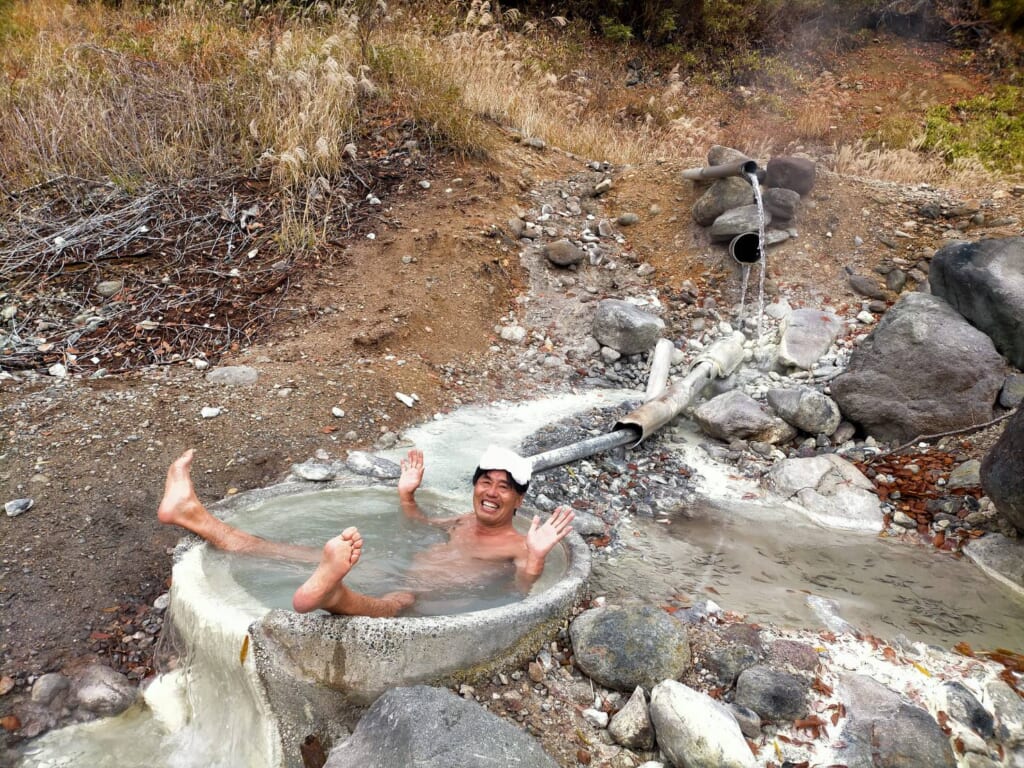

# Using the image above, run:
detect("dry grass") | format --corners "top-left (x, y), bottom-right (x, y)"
top-left (0, 0), bottom-right (1010, 250)
top-left (830, 139), bottom-right (992, 188)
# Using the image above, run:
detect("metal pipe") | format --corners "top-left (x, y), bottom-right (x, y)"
top-left (729, 232), bottom-right (763, 265)
top-left (614, 360), bottom-right (715, 443)
top-left (530, 427), bottom-right (640, 476)
top-left (644, 339), bottom-right (675, 402)
top-left (529, 332), bottom-right (747, 475)
top-left (681, 159), bottom-right (759, 182)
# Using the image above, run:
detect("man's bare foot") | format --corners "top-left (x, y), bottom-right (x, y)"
top-left (292, 528), bottom-right (411, 617)
top-left (157, 449), bottom-right (206, 529)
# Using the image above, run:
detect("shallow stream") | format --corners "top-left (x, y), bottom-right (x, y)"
top-left (595, 499), bottom-right (1024, 650)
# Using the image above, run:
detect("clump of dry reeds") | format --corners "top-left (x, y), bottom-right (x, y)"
top-left (0, 0), bottom-right (1002, 251)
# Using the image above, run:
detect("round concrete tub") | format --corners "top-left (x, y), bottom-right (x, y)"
top-left (168, 474), bottom-right (591, 768)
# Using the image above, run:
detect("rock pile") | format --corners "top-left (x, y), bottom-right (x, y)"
top-left (686, 145), bottom-right (816, 253)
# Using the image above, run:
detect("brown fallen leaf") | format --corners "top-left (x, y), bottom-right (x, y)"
top-left (953, 642), bottom-right (974, 657)
top-left (1, 715), bottom-right (20, 732)
top-left (0, 676), bottom-right (14, 696)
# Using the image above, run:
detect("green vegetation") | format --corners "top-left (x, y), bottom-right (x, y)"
top-left (372, 42), bottom-right (495, 160)
top-left (921, 86), bottom-right (1024, 172)
top-left (982, 0), bottom-right (1024, 31)
top-left (0, 0), bottom-right (25, 40)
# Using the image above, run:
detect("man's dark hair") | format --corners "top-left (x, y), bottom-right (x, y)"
top-left (472, 466), bottom-right (529, 496)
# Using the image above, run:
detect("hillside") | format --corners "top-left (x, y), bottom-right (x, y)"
top-left (1, 6), bottom-right (1023, 758)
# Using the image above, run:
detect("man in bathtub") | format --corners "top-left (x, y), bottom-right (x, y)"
top-left (157, 446), bottom-right (574, 617)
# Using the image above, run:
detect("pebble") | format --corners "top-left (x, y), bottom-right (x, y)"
top-left (200, 406), bottom-right (222, 419)
top-left (4, 498), bottom-right (34, 517)
top-left (582, 708), bottom-right (609, 728)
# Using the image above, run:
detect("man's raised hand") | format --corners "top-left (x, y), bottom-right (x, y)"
top-left (526, 505), bottom-right (576, 560)
top-left (398, 449), bottom-right (425, 501)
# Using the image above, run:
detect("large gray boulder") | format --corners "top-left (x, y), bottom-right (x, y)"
top-left (834, 673), bottom-right (956, 768)
top-left (766, 386), bottom-right (842, 436)
top-left (591, 299), bottom-right (665, 355)
top-left (767, 455), bottom-right (882, 531)
top-left (570, 604), bottom-right (691, 693)
top-left (762, 187), bottom-right (801, 221)
top-left (734, 665), bottom-right (809, 723)
top-left (324, 686), bottom-right (559, 768)
top-left (981, 405), bottom-right (1024, 532)
top-left (776, 308), bottom-right (842, 370)
top-left (709, 205), bottom-right (771, 242)
top-left (693, 176), bottom-right (754, 226)
top-left (830, 292), bottom-right (1005, 443)
top-left (74, 664), bottom-right (136, 716)
top-left (544, 238), bottom-right (585, 267)
top-left (764, 156), bottom-right (815, 196)
top-left (707, 145), bottom-right (752, 166)
top-left (693, 389), bottom-right (797, 445)
top-left (649, 680), bottom-right (756, 768)
top-left (929, 237), bottom-right (1024, 369)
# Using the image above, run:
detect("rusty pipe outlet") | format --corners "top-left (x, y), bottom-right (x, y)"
top-left (681, 159), bottom-right (759, 182)
top-left (529, 332), bottom-right (748, 479)
top-left (729, 232), bottom-right (763, 265)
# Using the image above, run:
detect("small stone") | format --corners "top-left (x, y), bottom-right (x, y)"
top-left (4, 498), bottom-right (33, 517)
top-left (582, 708), bottom-right (609, 728)
top-left (200, 406), bottom-right (222, 419)
top-left (292, 460), bottom-right (337, 482)
top-left (96, 280), bottom-right (123, 298)
top-left (395, 392), bottom-right (416, 408)
top-left (30, 673), bottom-right (69, 706)
top-left (332, 407), bottom-right (346, 418)
top-left (893, 510), bottom-right (916, 528)
top-left (500, 325), bottom-right (527, 343)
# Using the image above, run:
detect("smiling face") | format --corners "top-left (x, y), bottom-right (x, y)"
top-left (472, 469), bottom-right (525, 528)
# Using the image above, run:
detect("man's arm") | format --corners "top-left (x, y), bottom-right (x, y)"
top-left (397, 449), bottom-right (457, 526)
top-left (515, 506), bottom-right (575, 592)
top-left (397, 449), bottom-right (431, 521)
